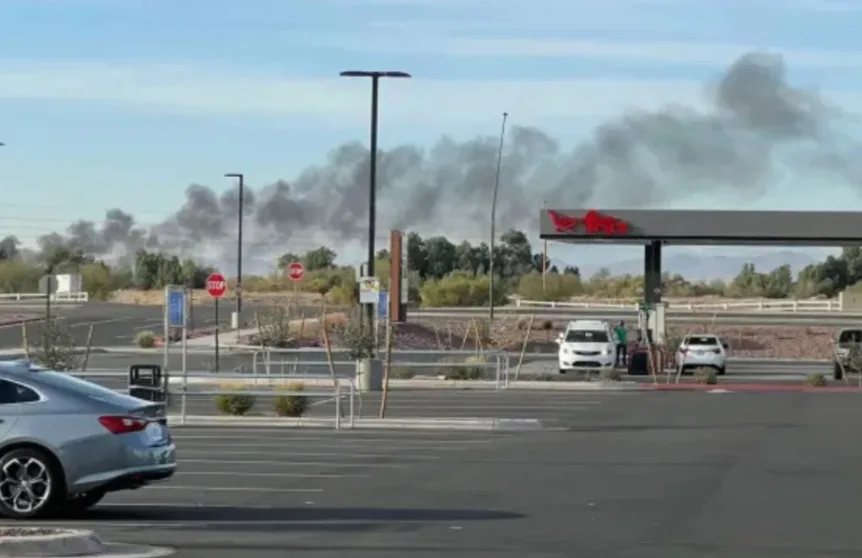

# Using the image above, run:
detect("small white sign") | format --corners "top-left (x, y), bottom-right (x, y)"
top-left (358, 276), bottom-right (380, 304)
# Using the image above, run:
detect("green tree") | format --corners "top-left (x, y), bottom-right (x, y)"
top-left (302, 247), bottom-right (337, 270)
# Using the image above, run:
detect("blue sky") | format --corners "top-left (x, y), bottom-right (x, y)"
top-left (2, 0), bottom-right (862, 273)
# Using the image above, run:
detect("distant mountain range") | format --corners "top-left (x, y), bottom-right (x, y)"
top-left (586, 250), bottom-right (826, 281)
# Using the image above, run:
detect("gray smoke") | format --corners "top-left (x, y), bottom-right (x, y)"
top-left (38, 52), bottom-right (853, 263)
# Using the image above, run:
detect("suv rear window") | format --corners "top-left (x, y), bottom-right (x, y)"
top-left (685, 336), bottom-right (719, 346)
top-left (565, 330), bottom-right (609, 343)
top-left (839, 330), bottom-right (862, 344)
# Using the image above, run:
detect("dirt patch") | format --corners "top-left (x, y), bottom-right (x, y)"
top-left (111, 289), bottom-right (325, 306)
top-left (238, 315), bottom-right (836, 360)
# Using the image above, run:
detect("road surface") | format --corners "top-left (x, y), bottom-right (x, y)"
top-left (10, 392), bottom-right (862, 557)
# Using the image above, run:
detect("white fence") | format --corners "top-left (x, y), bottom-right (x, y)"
top-left (515, 295), bottom-right (843, 312)
top-left (0, 292), bottom-right (89, 303)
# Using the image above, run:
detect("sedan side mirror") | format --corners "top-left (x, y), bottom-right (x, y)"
top-left (722, 343), bottom-right (729, 350)
top-left (556, 333), bottom-right (564, 344)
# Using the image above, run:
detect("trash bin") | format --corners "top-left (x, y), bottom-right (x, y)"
top-left (628, 348), bottom-right (650, 376)
top-left (128, 364), bottom-right (165, 403)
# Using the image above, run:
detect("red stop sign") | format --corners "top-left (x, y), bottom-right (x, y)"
top-left (286, 262), bottom-right (305, 281)
top-left (206, 272), bottom-right (227, 298)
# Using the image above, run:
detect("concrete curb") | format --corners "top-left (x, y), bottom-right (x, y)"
top-left (0, 348), bottom-right (111, 358)
top-left (167, 414), bottom-right (546, 431)
top-left (649, 383), bottom-right (862, 392)
top-left (0, 528), bottom-right (104, 557)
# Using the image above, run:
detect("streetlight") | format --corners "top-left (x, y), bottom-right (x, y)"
top-left (339, 70), bottom-right (412, 327)
top-left (224, 173), bottom-right (245, 321)
top-left (488, 112), bottom-right (509, 321)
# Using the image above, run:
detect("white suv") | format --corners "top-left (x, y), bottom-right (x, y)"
top-left (675, 334), bottom-right (728, 375)
top-left (557, 320), bottom-right (616, 373)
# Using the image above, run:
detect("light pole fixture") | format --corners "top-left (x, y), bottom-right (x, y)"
top-left (339, 69), bottom-right (412, 328)
top-left (488, 112), bottom-right (509, 321)
top-left (224, 173), bottom-right (245, 318)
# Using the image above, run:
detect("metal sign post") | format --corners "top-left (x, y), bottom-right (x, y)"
top-left (39, 275), bottom-right (55, 323)
top-left (164, 285), bottom-right (187, 424)
top-left (376, 291), bottom-right (388, 348)
top-left (206, 272), bottom-right (228, 373)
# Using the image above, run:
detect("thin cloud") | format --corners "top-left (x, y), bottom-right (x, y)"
top-left (0, 59), bottom-right (710, 123)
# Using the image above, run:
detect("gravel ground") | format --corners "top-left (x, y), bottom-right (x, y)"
top-left (243, 317), bottom-right (838, 360)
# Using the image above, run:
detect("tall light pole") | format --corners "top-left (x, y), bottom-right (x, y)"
top-left (339, 70), bottom-right (411, 328)
top-left (224, 173), bottom-right (245, 320)
top-left (488, 112), bottom-right (509, 321)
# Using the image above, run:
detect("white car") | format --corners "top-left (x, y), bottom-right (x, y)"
top-left (675, 334), bottom-right (728, 375)
top-left (557, 320), bottom-right (616, 373)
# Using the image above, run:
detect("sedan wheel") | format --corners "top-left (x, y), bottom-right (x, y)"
top-left (0, 449), bottom-right (60, 519)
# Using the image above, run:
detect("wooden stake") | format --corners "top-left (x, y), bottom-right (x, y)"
top-left (81, 325), bottom-right (94, 371)
top-left (21, 322), bottom-right (30, 361)
top-left (319, 297), bottom-right (341, 416)
top-left (514, 314), bottom-right (535, 380)
top-left (379, 321), bottom-right (395, 419)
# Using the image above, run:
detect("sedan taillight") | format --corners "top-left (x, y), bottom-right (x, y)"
top-left (99, 416), bottom-right (148, 435)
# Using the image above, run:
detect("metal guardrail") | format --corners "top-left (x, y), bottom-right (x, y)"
top-left (250, 348), bottom-right (512, 390)
top-left (514, 297), bottom-right (842, 312)
top-left (120, 370), bottom-right (355, 430)
top-left (0, 292), bottom-right (89, 303)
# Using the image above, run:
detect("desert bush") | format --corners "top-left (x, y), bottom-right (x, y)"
top-left (442, 355), bottom-right (489, 380)
top-left (516, 272), bottom-right (584, 301)
top-left (388, 366), bottom-right (416, 379)
top-left (255, 303), bottom-right (298, 348)
top-left (30, 318), bottom-right (80, 371)
top-left (273, 382), bottom-right (310, 417)
top-left (693, 367), bottom-right (718, 385)
top-left (215, 384), bottom-right (256, 415)
top-left (805, 373), bottom-right (828, 387)
top-left (135, 330), bottom-right (156, 348)
top-left (419, 272), bottom-right (509, 307)
top-left (600, 368), bottom-right (622, 382)
top-left (330, 307), bottom-right (378, 359)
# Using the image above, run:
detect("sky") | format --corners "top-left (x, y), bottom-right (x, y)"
top-left (2, 0), bottom-right (862, 275)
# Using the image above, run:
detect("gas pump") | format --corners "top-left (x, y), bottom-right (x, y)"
top-left (636, 302), bottom-right (667, 346)
top-left (629, 301), bottom-right (668, 375)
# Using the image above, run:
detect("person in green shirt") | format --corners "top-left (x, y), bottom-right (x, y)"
top-left (614, 321), bottom-right (628, 367)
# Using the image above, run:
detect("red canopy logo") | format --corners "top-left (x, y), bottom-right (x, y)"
top-left (547, 210), bottom-right (629, 235)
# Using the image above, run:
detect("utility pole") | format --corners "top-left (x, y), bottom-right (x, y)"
top-left (488, 112), bottom-right (509, 321)
top-left (224, 173), bottom-right (245, 321)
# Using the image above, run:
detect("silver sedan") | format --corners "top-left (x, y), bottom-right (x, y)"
top-left (0, 361), bottom-right (176, 519)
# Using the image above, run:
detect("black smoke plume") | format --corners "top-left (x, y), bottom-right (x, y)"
top-left (36, 52), bottom-right (853, 264)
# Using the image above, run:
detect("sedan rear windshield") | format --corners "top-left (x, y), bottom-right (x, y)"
top-left (31, 371), bottom-right (133, 405)
top-left (839, 330), bottom-right (862, 344)
top-left (565, 330), bottom-right (609, 343)
top-left (685, 336), bottom-right (719, 346)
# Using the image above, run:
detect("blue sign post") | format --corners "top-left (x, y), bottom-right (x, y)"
top-left (168, 289), bottom-right (185, 327)
top-left (377, 291), bottom-right (388, 320)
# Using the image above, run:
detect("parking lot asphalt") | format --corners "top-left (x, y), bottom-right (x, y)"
top-left (0, 301), bottom-right (276, 349)
top-left (9, 392), bottom-right (862, 558)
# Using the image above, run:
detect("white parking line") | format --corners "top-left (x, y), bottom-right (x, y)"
top-left (147, 486), bottom-right (322, 493)
top-left (184, 451), bottom-right (442, 461)
top-left (173, 471), bottom-right (362, 478)
top-left (172, 436), bottom-right (494, 446)
top-left (178, 443), bottom-right (484, 453)
top-left (178, 456), bottom-right (409, 468)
